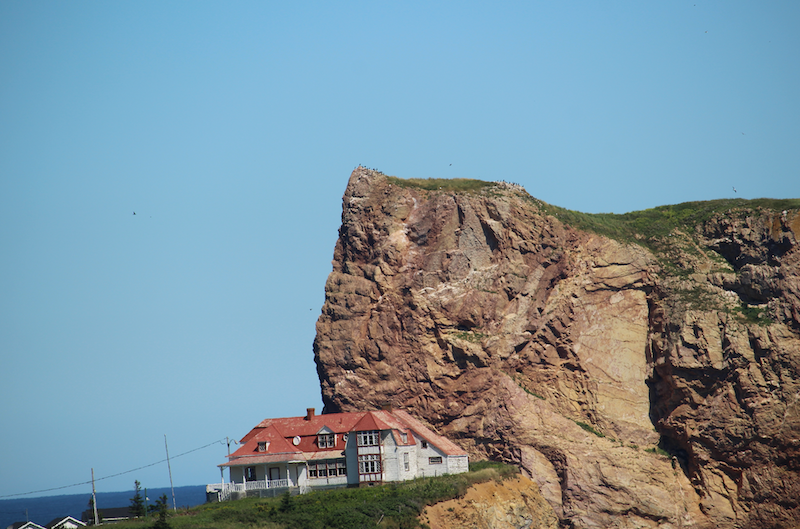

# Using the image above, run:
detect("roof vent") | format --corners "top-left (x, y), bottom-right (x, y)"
top-left (306, 408), bottom-right (315, 420)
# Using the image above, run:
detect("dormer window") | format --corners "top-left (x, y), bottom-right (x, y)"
top-left (400, 432), bottom-right (408, 443)
top-left (257, 442), bottom-right (269, 452)
top-left (318, 433), bottom-right (335, 448)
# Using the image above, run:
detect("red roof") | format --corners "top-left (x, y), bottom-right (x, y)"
top-left (222, 408), bottom-right (466, 467)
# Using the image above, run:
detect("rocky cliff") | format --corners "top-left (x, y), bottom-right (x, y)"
top-left (313, 167), bottom-right (800, 529)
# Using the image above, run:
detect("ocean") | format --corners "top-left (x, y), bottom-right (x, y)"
top-left (0, 485), bottom-right (207, 529)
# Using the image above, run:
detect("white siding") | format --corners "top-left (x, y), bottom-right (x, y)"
top-left (381, 431), bottom-right (401, 482)
top-left (415, 441), bottom-right (448, 478)
top-left (446, 454), bottom-right (469, 474)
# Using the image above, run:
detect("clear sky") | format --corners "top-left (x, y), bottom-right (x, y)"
top-left (1, 1), bottom-right (798, 499)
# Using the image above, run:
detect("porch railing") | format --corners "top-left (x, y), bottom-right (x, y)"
top-left (211, 479), bottom-right (290, 501)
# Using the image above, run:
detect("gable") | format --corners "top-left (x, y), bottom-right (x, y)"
top-left (391, 409), bottom-right (467, 456)
top-left (350, 411), bottom-right (387, 432)
top-left (46, 517), bottom-right (85, 529)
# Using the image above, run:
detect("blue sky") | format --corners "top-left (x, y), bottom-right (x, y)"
top-left (1, 1), bottom-right (798, 499)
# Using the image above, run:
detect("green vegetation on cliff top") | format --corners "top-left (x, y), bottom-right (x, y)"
top-left (111, 461), bottom-right (517, 529)
top-left (386, 176), bottom-right (494, 193)
top-left (386, 174), bottom-right (799, 244)
top-left (538, 197), bottom-right (800, 244)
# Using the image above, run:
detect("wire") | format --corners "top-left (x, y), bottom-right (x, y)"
top-left (0, 438), bottom-right (227, 499)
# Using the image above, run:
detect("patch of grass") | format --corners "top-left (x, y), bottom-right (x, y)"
top-left (111, 463), bottom-right (517, 529)
top-left (386, 176), bottom-right (495, 194)
top-left (645, 447), bottom-right (671, 458)
top-left (507, 372), bottom-right (545, 400)
top-left (675, 286), bottom-right (723, 311)
top-left (468, 460), bottom-right (518, 478)
top-left (453, 331), bottom-right (487, 343)
top-left (523, 388), bottom-right (546, 400)
top-left (573, 420), bottom-right (605, 438)
top-left (733, 303), bottom-right (773, 326)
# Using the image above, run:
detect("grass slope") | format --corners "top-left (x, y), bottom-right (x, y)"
top-left (111, 462), bottom-right (517, 529)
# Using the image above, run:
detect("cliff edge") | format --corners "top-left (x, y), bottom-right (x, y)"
top-left (314, 167), bottom-right (800, 528)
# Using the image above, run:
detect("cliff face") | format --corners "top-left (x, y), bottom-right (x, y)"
top-left (314, 168), bottom-right (800, 529)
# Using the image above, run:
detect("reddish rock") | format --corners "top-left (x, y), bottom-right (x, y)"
top-left (314, 168), bottom-right (800, 529)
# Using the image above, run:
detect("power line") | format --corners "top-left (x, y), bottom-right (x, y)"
top-left (0, 438), bottom-right (227, 499)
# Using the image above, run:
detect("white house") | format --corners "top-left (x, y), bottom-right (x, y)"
top-left (208, 407), bottom-right (468, 500)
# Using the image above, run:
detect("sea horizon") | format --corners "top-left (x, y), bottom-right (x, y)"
top-left (0, 485), bottom-right (207, 529)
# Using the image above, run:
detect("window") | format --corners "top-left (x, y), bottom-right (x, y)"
top-left (400, 432), bottom-right (408, 443)
top-left (357, 430), bottom-right (380, 446)
top-left (245, 466), bottom-right (256, 481)
top-left (429, 456), bottom-right (443, 465)
top-left (318, 433), bottom-right (335, 448)
top-left (421, 441), bottom-right (428, 449)
top-left (309, 459), bottom-right (346, 478)
top-left (257, 442), bottom-right (268, 452)
top-left (403, 453), bottom-right (410, 472)
top-left (358, 454), bottom-right (381, 474)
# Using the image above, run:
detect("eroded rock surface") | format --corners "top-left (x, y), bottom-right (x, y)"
top-left (314, 168), bottom-right (800, 529)
top-left (422, 475), bottom-right (559, 529)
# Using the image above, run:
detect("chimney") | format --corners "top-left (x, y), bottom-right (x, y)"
top-left (306, 408), bottom-right (315, 421)
top-left (381, 403), bottom-right (393, 412)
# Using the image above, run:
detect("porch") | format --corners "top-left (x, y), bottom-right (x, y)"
top-left (208, 479), bottom-right (292, 501)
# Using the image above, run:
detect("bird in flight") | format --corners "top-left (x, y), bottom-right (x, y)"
top-left (733, 187), bottom-right (737, 193)
top-left (133, 212), bottom-right (136, 215)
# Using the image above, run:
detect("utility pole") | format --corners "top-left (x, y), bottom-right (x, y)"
top-left (223, 436), bottom-right (237, 485)
top-left (91, 468), bottom-right (99, 526)
top-left (164, 435), bottom-right (176, 512)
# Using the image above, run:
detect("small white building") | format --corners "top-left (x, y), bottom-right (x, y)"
top-left (209, 407), bottom-right (468, 500)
